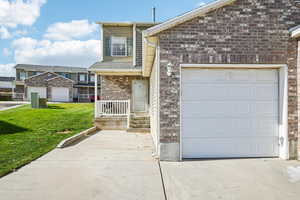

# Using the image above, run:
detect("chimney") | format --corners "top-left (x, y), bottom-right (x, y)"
top-left (152, 7), bottom-right (156, 23)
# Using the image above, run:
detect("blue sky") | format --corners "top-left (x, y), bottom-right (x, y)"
top-left (0, 0), bottom-right (211, 76)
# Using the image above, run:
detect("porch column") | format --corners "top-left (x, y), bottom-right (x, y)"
top-left (94, 73), bottom-right (98, 118)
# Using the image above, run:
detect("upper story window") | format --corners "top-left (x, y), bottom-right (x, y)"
top-left (90, 75), bottom-right (95, 82)
top-left (79, 74), bottom-right (86, 82)
top-left (111, 36), bottom-right (127, 56)
top-left (20, 72), bottom-right (26, 80)
top-left (60, 73), bottom-right (70, 79)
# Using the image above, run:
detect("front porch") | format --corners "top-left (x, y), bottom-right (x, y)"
top-left (93, 74), bottom-right (150, 131)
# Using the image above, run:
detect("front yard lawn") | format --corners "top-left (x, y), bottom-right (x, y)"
top-left (0, 103), bottom-right (94, 177)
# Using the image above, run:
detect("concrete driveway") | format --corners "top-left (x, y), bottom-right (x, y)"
top-left (0, 131), bottom-right (165, 200)
top-left (161, 158), bottom-right (300, 200)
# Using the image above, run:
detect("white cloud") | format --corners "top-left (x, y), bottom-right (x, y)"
top-left (0, 63), bottom-right (15, 77)
top-left (0, 26), bottom-right (11, 39)
top-left (12, 37), bottom-right (100, 67)
top-left (3, 48), bottom-right (11, 56)
top-left (44, 20), bottom-right (98, 41)
top-left (0, 0), bottom-right (46, 28)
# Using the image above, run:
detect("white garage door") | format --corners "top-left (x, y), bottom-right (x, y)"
top-left (51, 87), bottom-right (69, 102)
top-left (27, 87), bottom-right (47, 100)
top-left (182, 69), bottom-right (279, 158)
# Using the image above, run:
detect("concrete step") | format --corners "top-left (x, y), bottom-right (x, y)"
top-left (126, 128), bottom-right (150, 133)
top-left (130, 116), bottom-right (150, 121)
top-left (130, 124), bottom-right (150, 128)
top-left (130, 120), bottom-right (150, 125)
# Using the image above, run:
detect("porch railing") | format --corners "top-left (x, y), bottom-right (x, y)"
top-left (96, 100), bottom-right (131, 128)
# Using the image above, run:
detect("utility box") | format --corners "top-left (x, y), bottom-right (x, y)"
top-left (31, 92), bottom-right (39, 108)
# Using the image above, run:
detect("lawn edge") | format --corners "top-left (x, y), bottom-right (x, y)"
top-left (57, 126), bottom-right (99, 148)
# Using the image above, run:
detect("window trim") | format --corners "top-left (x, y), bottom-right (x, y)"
top-left (110, 36), bottom-right (127, 57)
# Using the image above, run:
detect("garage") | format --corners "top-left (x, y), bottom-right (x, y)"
top-left (27, 87), bottom-right (47, 100)
top-left (51, 87), bottom-right (69, 102)
top-left (181, 68), bottom-right (279, 158)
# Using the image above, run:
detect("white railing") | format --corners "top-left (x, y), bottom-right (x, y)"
top-left (96, 100), bottom-right (131, 128)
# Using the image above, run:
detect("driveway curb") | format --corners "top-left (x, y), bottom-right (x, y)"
top-left (57, 126), bottom-right (98, 148)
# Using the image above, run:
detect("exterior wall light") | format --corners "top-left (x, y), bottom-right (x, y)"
top-left (167, 62), bottom-right (173, 76)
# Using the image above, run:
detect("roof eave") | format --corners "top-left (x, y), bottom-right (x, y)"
top-left (89, 68), bottom-right (142, 76)
top-left (142, 36), bottom-right (158, 77)
top-left (144, 0), bottom-right (236, 37)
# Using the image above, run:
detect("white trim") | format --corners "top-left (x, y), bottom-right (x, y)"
top-left (144, 0), bottom-right (236, 37)
top-left (156, 45), bottom-right (161, 156)
top-left (89, 68), bottom-right (142, 75)
top-left (46, 74), bottom-right (74, 83)
top-left (24, 71), bottom-right (51, 80)
top-left (25, 71), bottom-right (74, 83)
top-left (100, 24), bottom-right (104, 62)
top-left (94, 74), bottom-right (98, 118)
top-left (181, 64), bottom-right (286, 69)
top-left (133, 24), bottom-right (136, 66)
top-left (179, 64), bottom-right (288, 160)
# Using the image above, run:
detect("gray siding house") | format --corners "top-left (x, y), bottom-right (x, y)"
top-left (90, 0), bottom-right (300, 161)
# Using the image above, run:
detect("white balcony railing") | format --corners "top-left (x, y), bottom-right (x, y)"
top-left (96, 100), bottom-right (131, 128)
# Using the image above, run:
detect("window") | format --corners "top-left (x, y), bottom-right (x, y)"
top-left (90, 75), bottom-right (95, 82)
top-left (60, 73), bottom-right (70, 79)
top-left (111, 36), bottom-right (127, 56)
top-left (79, 74), bottom-right (86, 82)
top-left (20, 72), bottom-right (26, 80)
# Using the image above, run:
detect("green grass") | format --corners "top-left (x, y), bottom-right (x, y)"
top-left (0, 103), bottom-right (94, 177)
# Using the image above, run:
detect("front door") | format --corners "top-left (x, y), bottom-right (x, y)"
top-left (132, 80), bottom-right (148, 112)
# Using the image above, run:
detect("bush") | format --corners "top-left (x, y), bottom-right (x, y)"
top-left (39, 98), bottom-right (47, 108)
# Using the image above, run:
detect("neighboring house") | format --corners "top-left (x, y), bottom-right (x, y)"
top-left (24, 72), bottom-right (74, 102)
top-left (0, 77), bottom-right (15, 100)
top-left (90, 0), bottom-right (300, 161)
top-left (15, 64), bottom-right (100, 102)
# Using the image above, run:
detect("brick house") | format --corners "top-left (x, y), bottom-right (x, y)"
top-left (15, 64), bottom-right (100, 102)
top-left (24, 72), bottom-right (74, 102)
top-left (90, 0), bottom-right (300, 161)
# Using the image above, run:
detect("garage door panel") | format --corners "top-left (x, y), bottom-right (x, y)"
top-left (254, 85), bottom-right (278, 100)
top-left (183, 101), bottom-right (277, 118)
top-left (181, 69), bottom-right (279, 158)
top-left (182, 70), bottom-right (227, 83)
top-left (183, 138), bottom-right (278, 158)
top-left (52, 87), bottom-right (69, 102)
top-left (183, 84), bottom-right (277, 101)
top-left (182, 118), bottom-right (277, 138)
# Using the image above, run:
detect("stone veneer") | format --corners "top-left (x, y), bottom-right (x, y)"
top-left (156, 0), bottom-right (300, 160)
top-left (100, 75), bottom-right (147, 100)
